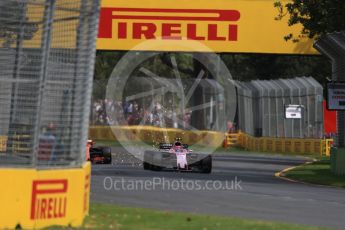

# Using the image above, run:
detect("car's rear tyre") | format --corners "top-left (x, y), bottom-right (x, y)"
top-left (143, 151), bottom-right (153, 170)
top-left (151, 165), bottom-right (162, 171)
top-left (144, 151), bottom-right (163, 171)
top-left (143, 162), bottom-right (151, 170)
top-left (105, 157), bottom-right (112, 164)
top-left (101, 147), bottom-right (112, 164)
top-left (201, 155), bottom-right (212, 174)
top-left (102, 147), bottom-right (111, 154)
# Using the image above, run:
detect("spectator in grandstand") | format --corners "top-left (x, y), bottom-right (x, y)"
top-left (38, 123), bottom-right (56, 161)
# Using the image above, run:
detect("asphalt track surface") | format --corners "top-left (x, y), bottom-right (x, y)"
top-left (91, 147), bottom-right (345, 230)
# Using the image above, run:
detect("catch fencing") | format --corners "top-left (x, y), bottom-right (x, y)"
top-left (236, 77), bottom-right (324, 139)
top-left (0, 0), bottom-right (100, 167)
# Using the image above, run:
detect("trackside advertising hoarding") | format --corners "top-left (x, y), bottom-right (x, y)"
top-left (284, 105), bottom-right (303, 119)
top-left (327, 82), bottom-right (345, 110)
top-left (0, 162), bottom-right (91, 229)
top-left (97, 0), bottom-right (317, 54)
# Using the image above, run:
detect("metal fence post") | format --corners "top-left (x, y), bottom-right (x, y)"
top-left (32, 0), bottom-right (56, 167)
top-left (314, 32), bottom-right (345, 175)
top-left (314, 32), bottom-right (345, 147)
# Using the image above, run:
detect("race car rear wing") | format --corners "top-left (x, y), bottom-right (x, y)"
top-left (159, 143), bottom-right (189, 150)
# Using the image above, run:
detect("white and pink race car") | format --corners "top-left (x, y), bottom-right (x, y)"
top-left (143, 139), bottom-right (212, 173)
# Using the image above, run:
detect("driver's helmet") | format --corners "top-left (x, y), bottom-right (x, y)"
top-left (174, 141), bottom-right (182, 147)
top-left (174, 137), bottom-right (182, 149)
top-left (87, 139), bottom-right (95, 146)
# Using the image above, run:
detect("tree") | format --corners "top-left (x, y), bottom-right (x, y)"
top-left (274, 0), bottom-right (345, 42)
top-left (93, 51), bottom-right (195, 99)
top-left (221, 53), bottom-right (331, 83)
top-left (93, 51), bottom-right (125, 99)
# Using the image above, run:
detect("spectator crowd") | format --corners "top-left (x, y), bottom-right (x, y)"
top-left (91, 99), bottom-right (192, 129)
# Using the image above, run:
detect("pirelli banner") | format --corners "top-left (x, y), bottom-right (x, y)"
top-left (97, 0), bottom-right (317, 54)
top-left (0, 162), bottom-right (91, 229)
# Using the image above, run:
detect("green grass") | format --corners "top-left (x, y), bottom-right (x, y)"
top-left (45, 203), bottom-right (330, 230)
top-left (218, 146), bottom-right (323, 159)
top-left (283, 159), bottom-right (345, 188)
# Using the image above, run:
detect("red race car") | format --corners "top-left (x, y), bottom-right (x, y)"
top-left (86, 140), bottom-right (112, 164)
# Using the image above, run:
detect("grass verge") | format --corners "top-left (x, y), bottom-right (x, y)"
top-left (218, 146), bottom-right (321, 159)
top-left (282, 159), bottom-right (345, 188)
top-left (45, 203), bottom-right (330, 230)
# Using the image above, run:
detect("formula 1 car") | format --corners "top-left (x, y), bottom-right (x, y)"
top-left (143, 139), bottom-right (212, 173)
top-left (87, 140), bottom-right (112, 164)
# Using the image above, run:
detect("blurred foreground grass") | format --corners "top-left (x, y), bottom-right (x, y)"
top-left (45, 203), bottom-right (330, 230)
top-left (283, 159), bottom-right (345, 188)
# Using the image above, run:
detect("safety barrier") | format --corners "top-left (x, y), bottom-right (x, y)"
top-left (237, 132), bottom-right (332, 156)
top-left (224, 133), bottom-right (239, 148)
top-left (0, 135), bottom-right (31, 153)
top-left (321, 139), bottom-right (333, 157)
top-left (0, 162), bottom-right (91, 229)
top-left (11, 135), bottom-right (31, 153)
top-left (89, 126), bottom-right (225, 147)
top-left (0, 136), bottom-right (7, 152)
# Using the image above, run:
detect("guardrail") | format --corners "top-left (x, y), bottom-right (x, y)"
top-left (224, 133), bottom-right (239, 148)
top-left (0, 136), bottom-right (7, 152)
top-left (3, 130), bottom-right (333, 156)
top-left (322, 139), bottom-right (333, 157)
top-left (89, 126), bottom-right (225, 147)
top-left (237, 132), bottom-right (333, 156)
top-left (0, 135), bottom-right (31, 153)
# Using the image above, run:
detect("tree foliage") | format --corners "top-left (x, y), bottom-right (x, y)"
top-left (93, 51), bottom-right (195, 99)
top-left (274, 0), bottom-right (345, 42)
top-left (222, 53), bottom-right (330, 83)
top-left (94, 51), bottom-right (331, 100)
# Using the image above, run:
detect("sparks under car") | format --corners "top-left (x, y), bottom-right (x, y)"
top-left (143, 139), bottom-right (212, 173)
